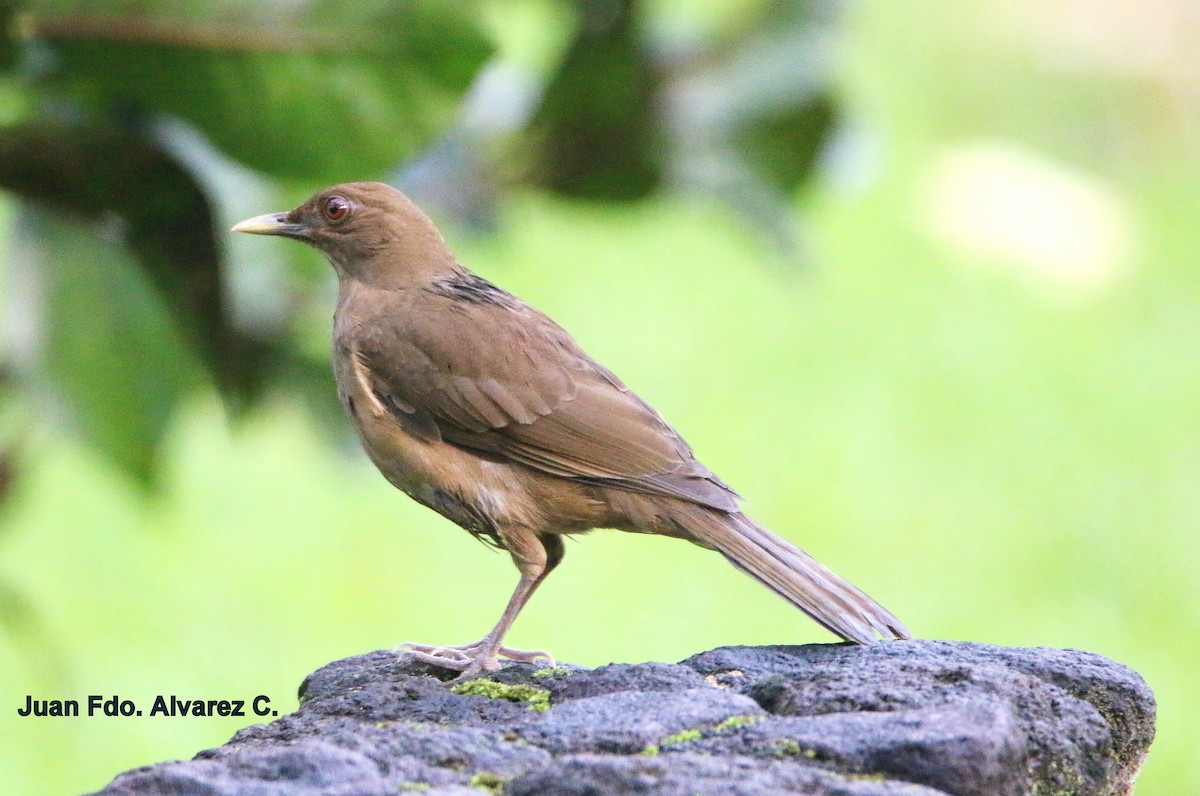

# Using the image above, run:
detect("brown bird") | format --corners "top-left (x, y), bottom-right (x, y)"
top-left (233, 182), bottom-right (909, 676)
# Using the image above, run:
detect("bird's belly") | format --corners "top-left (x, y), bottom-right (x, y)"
top-left (334, 358), bottom-right (616, 535)
top-left (343, 392), bottom-right (556, 537)
top-left (353, 403), bottom-right (497, 509)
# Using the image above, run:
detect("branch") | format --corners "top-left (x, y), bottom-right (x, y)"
top-left (18, 12), bottom-right (357, 54)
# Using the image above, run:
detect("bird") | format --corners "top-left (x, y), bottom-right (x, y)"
top-left (233, 182), bottom-right (909, 676)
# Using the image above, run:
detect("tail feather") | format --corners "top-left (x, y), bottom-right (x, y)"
top-left (681, 508), bottom-right (910, 644)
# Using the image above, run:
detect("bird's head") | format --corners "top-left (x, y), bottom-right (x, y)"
top-left (232, 181), bottom-right (455, 287)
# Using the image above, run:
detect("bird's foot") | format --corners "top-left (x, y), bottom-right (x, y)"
top-left (397, 640), bottom-right (555, 678)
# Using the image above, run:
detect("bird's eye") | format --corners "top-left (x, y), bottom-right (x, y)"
top-left (323, 196), bottom-right (350, 221)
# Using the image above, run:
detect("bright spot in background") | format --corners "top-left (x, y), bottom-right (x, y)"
top-left (920, 142), bottom-right (1137, 298)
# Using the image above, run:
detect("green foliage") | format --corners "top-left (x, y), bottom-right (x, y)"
top-left (706, 0), bottom-right (840, 197)
top-left (28, 0), bottom-right (492, 182)
top-left (0, 0), bottom-right (835, 486)
top-left (530, 0), bottom-right (660, 199)
top-left (0, 121), bottom-right (260, 406)
top-left (26, 208), bottom-right (203, 482)
top-left (735, 95), bottom-right (835, 193)
top-left (0, 0), bottom-right (494, 482)
top-left (0, 1), bottom-right (20, 69)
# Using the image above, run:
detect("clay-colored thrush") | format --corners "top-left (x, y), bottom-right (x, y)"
top-left (234, 182), bottom-right (909, 675)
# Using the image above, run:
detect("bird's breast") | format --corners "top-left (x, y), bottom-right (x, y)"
top-left (332, 342), bottom-right (543, 533)
top-left (330, 306), bottom-right (621, 537)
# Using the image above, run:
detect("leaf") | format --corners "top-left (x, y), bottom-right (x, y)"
top-left (655, 0), bottom-right (844, 256)
top-left (15, 207), bottom-right (204, 484)
top-left (685, 0), bottom-right (841, 196)
top-left (734, 91), bottom-right (836, 194)
top-left (530, 0), bottom-right (661, 200)
top-left (0, 119), bottom-right (265, 403)
top-left (0, 0), bottom-right (19, 70)
top-left (24, 0), bottom-right (493, 182)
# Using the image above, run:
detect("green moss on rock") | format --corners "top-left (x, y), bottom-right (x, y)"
top-left (468, 771), bottom-right (508, 793)
top-left (714, 714), bottom-right (761, 732)
top-left (661, 728), bottom-right (703, 747)
top-left (774, 738), bottom-right (819, 759)
top-left (451, 679), bottom-right (550, 713)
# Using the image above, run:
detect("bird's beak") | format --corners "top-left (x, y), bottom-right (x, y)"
top-left (231, 212), bottom-right (307, 238)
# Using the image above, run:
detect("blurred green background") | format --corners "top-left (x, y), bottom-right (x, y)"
top-left (1, 0), bottom-right (1196, 793)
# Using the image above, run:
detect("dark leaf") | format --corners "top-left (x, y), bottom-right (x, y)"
top-left (720, 0), bottom-right (842, 194)
top-left (0, 0), bottom-right (20, 70)
top-left (735, 91), bottom-right (836, 194)
top-left (531, 0), bottom-right (661, 200)
top-left (0, 119), bottom-right (265, 403)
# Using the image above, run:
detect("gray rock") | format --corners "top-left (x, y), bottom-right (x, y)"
top-left (92, 641), bottom-right (1155, 796)
top-left (683, 641), bottom-right (1156, 795)
top-left (683, 701), bottom-right (1025, 796)
top-left (506, 753), bottom-right (947, 795)
top-left (520, 687), bottom-right (765, 754)
top-left (505, 661), bottom-right (712, 703)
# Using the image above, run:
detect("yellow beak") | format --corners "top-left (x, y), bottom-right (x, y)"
top-left (231, 212), bottom-right (297, 236)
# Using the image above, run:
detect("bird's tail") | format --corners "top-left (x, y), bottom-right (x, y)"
top-left (679, 508), bottom-right (910, 644)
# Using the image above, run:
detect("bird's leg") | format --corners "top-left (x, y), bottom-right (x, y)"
top-left (400, 532), bottom-right (563, 677)
top-left (401, 572), bottom-right (548, 672)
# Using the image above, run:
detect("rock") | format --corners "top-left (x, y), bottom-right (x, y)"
top-left (521, 687), bottom-right (764, 755)
top-left (505, 753), bottom-right (945, 795)
top-left (92, 641), bottom-right (1155, 796)
top-left (684, 641), bottom-right (1156, 796)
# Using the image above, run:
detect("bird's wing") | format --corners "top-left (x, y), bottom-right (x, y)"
top-left (353, 289), bottom-right (740, 512)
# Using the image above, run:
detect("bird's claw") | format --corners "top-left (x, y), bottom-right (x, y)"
top-left (397, 640), bottom-right (555, 677)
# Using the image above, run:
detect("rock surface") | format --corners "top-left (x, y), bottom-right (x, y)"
top-left (93, 640), bottom-right (1155, 796)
